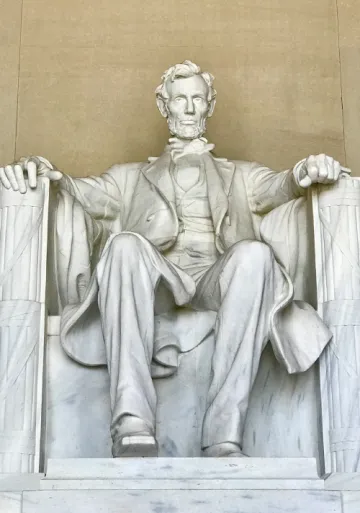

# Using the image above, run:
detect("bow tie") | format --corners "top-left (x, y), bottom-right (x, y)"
top-left (167, 137), bottom-right (215, 162)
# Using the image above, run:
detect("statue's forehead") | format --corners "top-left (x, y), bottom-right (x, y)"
top-left (166, 75), bottom-right (209, 97)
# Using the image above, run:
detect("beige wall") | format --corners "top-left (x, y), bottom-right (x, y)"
top-left (0, 0), bottom-right (22, 165)
top-left (0, 0), bottom-right (356, 176)
top-left (338, 0), bottom-right (360, 173)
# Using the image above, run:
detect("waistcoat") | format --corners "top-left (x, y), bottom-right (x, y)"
top-left (164, 161), bottom-right (219, 276)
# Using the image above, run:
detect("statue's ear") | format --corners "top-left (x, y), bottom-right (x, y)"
top-left (156, 96), bottom-right (168, 118)
top-left (207, 97), bottom-right (216, 118)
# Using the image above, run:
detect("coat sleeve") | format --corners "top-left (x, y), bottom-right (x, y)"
top-left (48, 162), bottom-right (142, 312)
top-left (247, 160), bottom-right (305, 215)
top-left (55, 162), bottom-right (142, 223)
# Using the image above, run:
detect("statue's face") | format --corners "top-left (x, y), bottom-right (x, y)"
top-left (164, 75), bottom-right (211, 140)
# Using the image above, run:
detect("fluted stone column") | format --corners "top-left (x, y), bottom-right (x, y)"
top-left (0, 179), bottom-right (49, 472)
top-left (313, 176), bottom-right (360, 473)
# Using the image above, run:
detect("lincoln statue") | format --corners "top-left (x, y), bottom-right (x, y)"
top-left (0, 61), bottom-right (341, 458)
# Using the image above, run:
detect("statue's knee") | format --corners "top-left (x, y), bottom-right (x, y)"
top-left (108, 233), bottom-right (143, 258)
top-left (231, 240), bottom-right (273, 267)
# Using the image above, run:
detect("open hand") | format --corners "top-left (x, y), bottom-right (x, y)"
top-left (0, 156), bottom-right (62, 193)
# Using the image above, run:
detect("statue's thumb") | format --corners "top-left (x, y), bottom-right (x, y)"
top-left (47, 170), bottom-right (63, 181)
top-left (299, 174), bottom-right (313, 188)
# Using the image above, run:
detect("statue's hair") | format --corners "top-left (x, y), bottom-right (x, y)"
top-left (155, 60), bottom-right (216, 102)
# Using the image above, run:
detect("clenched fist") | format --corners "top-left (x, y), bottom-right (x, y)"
top-left (0, 156), bottom-right (62, 194)
top-left (296, 154), bottom-right (349, 188)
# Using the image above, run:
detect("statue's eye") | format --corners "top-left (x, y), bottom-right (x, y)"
top-left (175, 97), bottom-right (184, 102)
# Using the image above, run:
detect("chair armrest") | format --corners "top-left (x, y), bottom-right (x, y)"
top-left (311, 174), bottom-right (360, 474)
top-left (0, 178), bottom-right (49, 473)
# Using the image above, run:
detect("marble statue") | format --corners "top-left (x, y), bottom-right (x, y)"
top-left (0, 60), bottom-right (345, 460)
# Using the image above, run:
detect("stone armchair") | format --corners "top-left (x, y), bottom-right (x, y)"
top-left (0, 174), bottom-right (359, 485)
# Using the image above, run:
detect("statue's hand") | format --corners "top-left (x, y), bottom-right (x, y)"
top-left (296, 154), bottom-right (349, 189)
top-left (0, 156), bottom-right (63, 194)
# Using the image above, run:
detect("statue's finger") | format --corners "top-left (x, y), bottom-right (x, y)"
top-left (323, 156), bottom-right (335, 181)
top-left (0, 167), bottom-right (11, 189)
top-left (27, 161), bottom-right (37, 188)
top-left (341, 166), bottom-right (351, 174)
top-left (307, 163), bottom-right (319, 182)
top-left (318, 169), bottom-right (328, 181)
top-left (333, 160), bottom-right (341, 180)
top-left (4, 165), bottom-right (19, 191)
top-left (14, 164), bottom-right (26, 193)
top-left (316, 154), bottom-right (328, 180)
top-left (317, 170), bottom-right (329, 182)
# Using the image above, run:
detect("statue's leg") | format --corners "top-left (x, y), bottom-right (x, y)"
top-left (96, 232), bottom-right (192, 457)
top-left (192, 240), bottom-right (286, 457)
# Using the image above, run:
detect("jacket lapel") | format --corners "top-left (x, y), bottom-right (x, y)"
top-left (213, 157), bottom-right (236, 196)
top-left (141, 152), bottom-right (176, 208)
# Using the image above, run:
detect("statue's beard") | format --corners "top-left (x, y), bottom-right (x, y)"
top-left (167, 117), bottom-right (207, 140)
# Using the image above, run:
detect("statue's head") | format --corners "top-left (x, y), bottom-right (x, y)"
top-left (155, 60), bottom-right (216, 140)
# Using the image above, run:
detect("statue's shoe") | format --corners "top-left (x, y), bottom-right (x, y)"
top-left (112, 433), bottom-right (158, 458)
top-left (111, 415), bottom-right (158, 457)
top-left (202, 442), bottom-right (248, 458)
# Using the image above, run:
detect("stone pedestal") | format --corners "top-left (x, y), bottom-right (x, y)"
top-left (3, 458), bottom-right (360, 512)
top-left (22, 458), bottom-right (341, 513)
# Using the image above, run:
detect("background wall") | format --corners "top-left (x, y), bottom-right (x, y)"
top-left (0, 0), bottom-right (357, 177)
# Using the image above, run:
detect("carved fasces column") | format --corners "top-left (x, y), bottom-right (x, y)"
top-left (0, 179), bottom-right (49, 472)
top-left (312, 176), bottom-right (360, 473)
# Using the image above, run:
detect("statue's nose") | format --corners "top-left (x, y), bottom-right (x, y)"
top-left (185, 99), bottom-right (195, 114)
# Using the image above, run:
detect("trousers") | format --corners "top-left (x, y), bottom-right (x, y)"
top-left (96, 232), bottom-right (287, 449)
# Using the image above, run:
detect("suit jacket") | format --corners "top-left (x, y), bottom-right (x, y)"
top-left (56, 149), bottom-right (332, 374)
top-left (57, 150), bottom-right (303, 253)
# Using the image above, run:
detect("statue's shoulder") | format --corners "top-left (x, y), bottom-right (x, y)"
top-left (106, 161), bottom-right (145, 177)
top-left (103, 161), bottom-right (145, 186)
top-left (218, 158), bottom-right (256, 178)
top-left (232, 160), bottom-right (254, 171)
